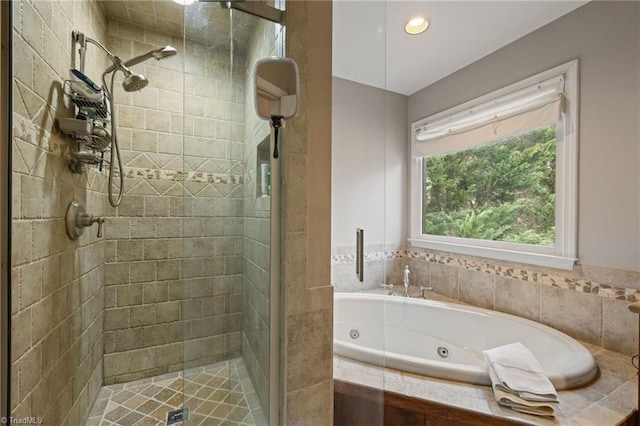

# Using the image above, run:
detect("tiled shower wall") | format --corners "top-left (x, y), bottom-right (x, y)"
top-left (102, 19), bottom-right (246, 384)
top-left (9, 0), bottom-right (332, 424)
top-left (331, 246), bottom-right (640, 357)
top-left (241, 17), bottom-right (281, 415)
top-left (11, 0), bottom-right (107, 423)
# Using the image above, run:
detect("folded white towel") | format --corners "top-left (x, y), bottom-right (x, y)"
top-left (483, 342), bottom-right (559, 417)
top-left (489, 367), bottom-right (557, 418)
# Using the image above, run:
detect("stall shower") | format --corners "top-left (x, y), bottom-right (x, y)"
top-left (10, 0), bottom-right (283, 424)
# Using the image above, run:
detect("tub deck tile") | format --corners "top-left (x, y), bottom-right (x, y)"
top-left (334, 348), bottom-right (637, 426)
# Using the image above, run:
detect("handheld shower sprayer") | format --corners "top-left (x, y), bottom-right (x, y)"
top-left (72, 30), bottom-right (177, 207)
top-left (108, 46), bottom-right (177, 93)
top-left (103, 45), bottom-right (178, 75)
top-left (74, 31), bottom-right (175, 92)
top-left (125, 46), bottom-right (178, 68)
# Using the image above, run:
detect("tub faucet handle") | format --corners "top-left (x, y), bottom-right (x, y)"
top-left (419, 285), bottom-right (433, 299)
top-left (381, 283), bottom-right (394, 295)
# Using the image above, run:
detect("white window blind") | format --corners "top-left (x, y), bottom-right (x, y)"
top-left (409, 60), bottom-right (579, 270)
top-left (412, 74), bottom-right (566, 158)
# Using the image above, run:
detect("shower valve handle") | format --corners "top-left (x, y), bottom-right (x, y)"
top-left (77, 214), bottom-right (105, 238)
top-left (65, 201), bottom-right (105, 240)
top-left (94, 217), bottom-right (105, 238)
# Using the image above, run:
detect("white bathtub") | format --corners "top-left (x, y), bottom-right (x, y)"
top-left (334, 293), bottom-right (598, 390)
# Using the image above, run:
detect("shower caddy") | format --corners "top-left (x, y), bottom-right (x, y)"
top-left (56, 32), bottom-right (111, 174)
top-left (58, 81), bottom-right (111, 174)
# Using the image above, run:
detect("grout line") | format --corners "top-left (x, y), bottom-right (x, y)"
top-left (538, 278), bottom-right (542, 322)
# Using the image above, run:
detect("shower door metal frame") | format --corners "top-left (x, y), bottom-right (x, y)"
top-left (0, 0), bottom-right (12, 419)
top-left (269, 12), bottom-right (286, 423)
top-left (269, 134), bottom-right (281, 426)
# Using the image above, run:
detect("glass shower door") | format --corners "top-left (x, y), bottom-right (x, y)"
top-left (332, 0), bottom-right (408, 424)
top-left (181, 2), bottom-right (282, 424)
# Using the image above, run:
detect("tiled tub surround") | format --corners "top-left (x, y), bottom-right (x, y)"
top-left (11, 0), bottom-right (108, 423)
top-left (334, 346), bottom-right (637, 426)
top-left (102, 19), bottom-right (246, 384)
top-left (332, 247), bottom-right (640, 357)
top-left (334, 290), bottom-right (637, 425)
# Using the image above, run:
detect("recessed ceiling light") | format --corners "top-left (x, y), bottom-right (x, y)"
top-left (405, 16), bottom-right (429, 35)
top-left (172, 0), bottom-right (196, 5)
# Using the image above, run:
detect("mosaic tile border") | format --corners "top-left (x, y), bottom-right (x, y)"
top-left (331, 249), bottom-right (640, 302)
top-left (124, 166), bottom-right (244, 185)
top-left (331, 251), bottom-right (403, 263)
top-left (14, 113), bottom-right (65, 156)
top-left (14, 115), bottom-right (244, 185)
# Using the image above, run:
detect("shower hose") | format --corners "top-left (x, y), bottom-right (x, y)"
top-left (102, 69), bottom-right (124, 207)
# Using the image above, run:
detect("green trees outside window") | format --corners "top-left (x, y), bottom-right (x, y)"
top-left (423, 125), bottom-right (556, 246)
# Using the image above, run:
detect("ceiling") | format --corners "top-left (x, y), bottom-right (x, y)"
top-left (101, 0), bottom-right (586, 94)
top-left (101, 0), bottom-right (258, 53)
top-left (333, 1), bottom-right (587, 96)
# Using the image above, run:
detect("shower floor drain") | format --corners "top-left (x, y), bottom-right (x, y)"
top-left (167, 407), bottom-right (188, 425)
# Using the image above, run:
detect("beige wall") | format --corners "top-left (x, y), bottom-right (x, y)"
top-left (331, 77), bottom-right (408, 249)
top-left (409, 1), bottom-right (640, 272)
top-left (331, 77), bottom-right (408, 293)
top-left (11, 0), bottom-right (107, 423)
top-left (283, 1), bottom-right (334, 424)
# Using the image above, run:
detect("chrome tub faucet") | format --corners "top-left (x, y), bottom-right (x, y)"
top-left (403, 265), bottom-right (410, 297)
top-left (419, 285), bottom-right (434, 299)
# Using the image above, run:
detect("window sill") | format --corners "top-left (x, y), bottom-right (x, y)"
top-left (408, 238), bottom-right (577, 270)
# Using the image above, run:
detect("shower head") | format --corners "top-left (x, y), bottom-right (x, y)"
top-left (122, 72), bottom-right (149, 92)
top-left (117, 46), bottom-right (176, 91)
top-left (122, 46), bottom-right (178, 68)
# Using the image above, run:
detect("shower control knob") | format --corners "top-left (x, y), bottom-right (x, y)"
top-left (66, 201), bottom-right (106, 240)
top-left (95, 217), bottom-right (105, 238)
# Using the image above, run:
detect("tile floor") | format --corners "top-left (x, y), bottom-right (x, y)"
top-left (86, 358), bottom-right (267, 425)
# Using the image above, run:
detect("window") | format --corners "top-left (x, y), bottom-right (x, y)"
top-left (409, 61), bottom-right (578, 270)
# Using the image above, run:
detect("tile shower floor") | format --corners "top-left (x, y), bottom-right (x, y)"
top-left (86, 358), bottom-right (267, 426)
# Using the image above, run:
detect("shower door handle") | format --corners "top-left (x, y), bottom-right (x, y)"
top-left (356, 228), bottom-right (364, 282)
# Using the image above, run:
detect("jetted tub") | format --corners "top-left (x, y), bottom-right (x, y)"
top-left (334, 293), bottom-right (598, 390)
